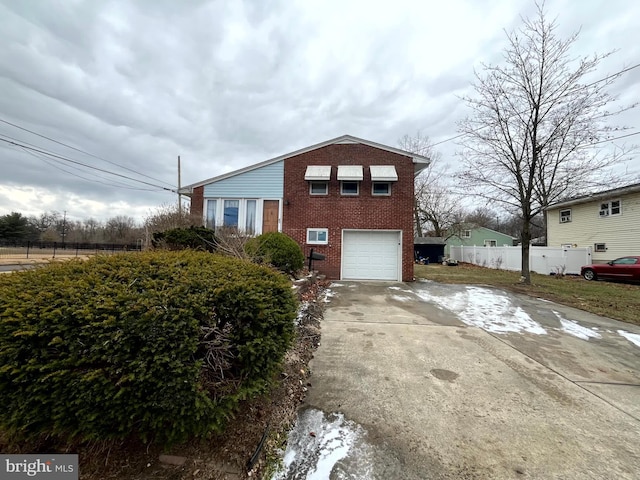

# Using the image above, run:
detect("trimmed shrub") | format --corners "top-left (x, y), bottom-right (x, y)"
top-left (151, 225), bottom-right (216, 252)
top-left (247, 232), bottom-right (305, 275)
top-left (0, 251), bottom-right (297, 446)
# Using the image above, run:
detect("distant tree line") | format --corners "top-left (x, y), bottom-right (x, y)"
top-left (0, 203), bottom-right (202, 246)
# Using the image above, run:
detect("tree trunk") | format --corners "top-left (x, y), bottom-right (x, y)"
top-left (521, 220), bottom-right (531, 284)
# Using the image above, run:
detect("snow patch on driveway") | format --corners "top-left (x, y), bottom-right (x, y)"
top-left (390, 295), bottom-right (412, 302)
top-left (415, 286), bottom-right (547, 335)
top-left (618, 330), bottom-right (640, 348)
top-left (272, 409), bottom-right (374, 480)
top-left (553, 311), bottom-right (601, 340)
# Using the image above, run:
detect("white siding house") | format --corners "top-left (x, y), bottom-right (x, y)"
top-left (546, 183), bottom-right (640, 263)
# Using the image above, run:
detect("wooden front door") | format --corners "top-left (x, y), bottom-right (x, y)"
top-left (262, 200), bottom-right (279, 233)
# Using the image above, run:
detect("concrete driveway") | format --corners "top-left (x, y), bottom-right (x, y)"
top-left (276, 280), bottom-right (640, 479)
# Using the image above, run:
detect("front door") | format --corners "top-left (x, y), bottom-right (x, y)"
top-left (262, 200), bottom-right (279, 233)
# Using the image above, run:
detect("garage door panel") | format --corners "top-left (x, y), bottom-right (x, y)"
top-left (342, 230), bottom-right (400, 281)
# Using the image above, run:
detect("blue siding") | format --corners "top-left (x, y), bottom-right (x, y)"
top-left (203, 161), bottom-right (283, 198)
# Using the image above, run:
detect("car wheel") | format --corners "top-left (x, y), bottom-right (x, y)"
top-left (583, 269), bottom-right (597, 281)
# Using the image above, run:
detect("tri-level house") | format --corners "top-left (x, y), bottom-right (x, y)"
top-left (545, 182), bottom-right (640, 263)
top-left (180, 135), bottom-right (430, 281)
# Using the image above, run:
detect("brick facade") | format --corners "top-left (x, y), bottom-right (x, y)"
top-left (282, 143), bottom-right (415, 281)
top-left (190, 186), bottom-right (204, 222)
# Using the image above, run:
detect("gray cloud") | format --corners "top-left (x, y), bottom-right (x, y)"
top-left (0, 0), bottom-right (638, 222)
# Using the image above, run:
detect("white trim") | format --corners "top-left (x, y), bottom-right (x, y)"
top-left (340, 229), bottom-right (402, 281)
top-left (180, 134), bottom-right (430, 192)
top-left (307, 228), bottom-right (329, 245)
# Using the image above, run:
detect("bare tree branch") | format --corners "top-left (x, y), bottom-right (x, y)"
top-left (457, 2), bottom-right (637, 283)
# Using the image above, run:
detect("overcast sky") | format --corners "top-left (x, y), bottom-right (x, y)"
top-left (1, 0), bottom-right (638, 223)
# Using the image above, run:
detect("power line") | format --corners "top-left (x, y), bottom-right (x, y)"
top-left (584, 130), bottom-right (640, 146)
top-left (0, 117), bottom-right (176, 188)
top-left (0, 137), bottom-right (176, 192)
top-left (20, 146), bottom-right (159, 191)
top-left (425, 62), bottom-right (640, 151)
top-left (1, 132), bottom-right (160, 191)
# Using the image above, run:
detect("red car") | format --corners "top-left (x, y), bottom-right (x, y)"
top-left (581, 256), bottom-right (640, 282)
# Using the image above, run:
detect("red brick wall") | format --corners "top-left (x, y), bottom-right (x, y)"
top-left (282, 143), bottom-right (415, 281)
top-left (190, 186), bottom-right (204, 222)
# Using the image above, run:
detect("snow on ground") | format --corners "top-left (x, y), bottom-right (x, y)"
top-left (388, 286), bottom-right (414, 294)
top-left (390, 295), bottom-right (412, 302)
top-left (329, 283), bottom-right (345, 287)
top-left (272, 409), bottom-right (374, 480)
top-left (553, 311), bottom-right (601, 340)
top-left (415, 286), bottom-right (547, 335)
top-left (295, 301), bottom-right (310, 326)
top-left (618, 330), bottom-right (640, 348)
top-left (321, 289), bottom-right (336, 303)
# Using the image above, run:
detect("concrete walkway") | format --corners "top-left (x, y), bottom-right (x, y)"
top-left (285, 281), bottom-right (640, 479)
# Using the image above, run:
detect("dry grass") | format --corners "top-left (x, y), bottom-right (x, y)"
top-left (414, 263), bottom-right (640, 326)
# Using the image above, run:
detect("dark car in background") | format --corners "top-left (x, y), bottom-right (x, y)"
top-left (581, 256), bottom-right (640, 282)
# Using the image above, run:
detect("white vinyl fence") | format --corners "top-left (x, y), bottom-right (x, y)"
top-left (449, 245), bottom-right (592, 275)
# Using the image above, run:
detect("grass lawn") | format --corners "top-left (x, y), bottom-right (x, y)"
top-left (414, 263), bottom-right (640, 326)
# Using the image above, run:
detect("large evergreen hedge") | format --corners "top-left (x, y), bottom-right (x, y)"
top-left (0, 251), bottom-right (297, 446)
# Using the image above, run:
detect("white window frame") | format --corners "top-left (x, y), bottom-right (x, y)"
top-left (599, 199), bottom-right (621, 217)
top-left (461, 230), bottom-right (471, 239)
top-left (340, 181), bottom-right (360, 196)
top-left (560, 209), bottom-right (572, 223)
top-left (307, 228), bottom-right (328, 245)
top-left (372, 182), bottom-right (391, 196)
top-left (484, 239), bottom-right (497, 247)
top-left (309, 182), bottom-right (328, 195)
top-left (594, 243), bottom-right (607, 252)
top-left (204, 198), bottom-right (263, 235)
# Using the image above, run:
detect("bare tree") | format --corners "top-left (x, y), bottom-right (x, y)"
top-left (457, 3), bottom-right (636, 283)
top-left (143, 202), bottom-right (201, 247)
top-left (105, 216), bottom-right (139, 243)
top-left (399, 132), bottom-right (462, 237)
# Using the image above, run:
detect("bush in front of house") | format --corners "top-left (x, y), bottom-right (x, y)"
top-left (0, 251), bottom-right (297, 446)
top-left (246, 232), bottom-right (305, 276)
top-left (151, 225), bottom-right (216, 252)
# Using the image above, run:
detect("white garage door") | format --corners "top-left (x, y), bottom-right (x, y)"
top-left (342, 230), bottom-right (401, 281)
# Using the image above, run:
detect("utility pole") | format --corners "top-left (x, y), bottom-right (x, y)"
top-left (61, 210), bottom-right (67, 247)
top-left (178, 155), bottom-right (182, 216)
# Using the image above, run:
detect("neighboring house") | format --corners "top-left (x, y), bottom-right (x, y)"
top-left (180, 135), bottom-right (430, 281)
top-left (444, 226), bottom-right (516, 256)
top-left (546, 182), bottom-right (640, 263)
